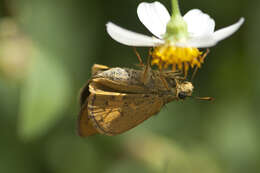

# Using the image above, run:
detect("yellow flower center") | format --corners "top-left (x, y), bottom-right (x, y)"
top-left (151, 44), bottom-right (207, 77)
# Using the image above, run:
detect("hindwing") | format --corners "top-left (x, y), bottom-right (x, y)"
top-left (87, 82), bottom-right (164, 135)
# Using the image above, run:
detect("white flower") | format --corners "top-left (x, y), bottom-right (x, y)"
top-left (106, 1), bottom-right (244, 48)
top-left (106, 1), bottom-right (244, 75)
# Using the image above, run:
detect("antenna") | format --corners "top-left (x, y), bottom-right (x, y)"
top-left (194, 96), bottom-right (214, 101)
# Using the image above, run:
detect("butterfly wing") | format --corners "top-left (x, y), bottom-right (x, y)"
top-left (78, 82), bottom-right (99, 137)
top-left (87, 82), bottom-right (164, 136)
top-left (92, 67), bottom-right (150, 93)
top-left (78, 104), bottom-right (99, 137)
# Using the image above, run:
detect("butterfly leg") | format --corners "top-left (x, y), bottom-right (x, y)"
top-left (159, 69), bottom-right (170, 90)
top-left (133, 47), bottom-right (144, 66)
top-left (191, 49), bottom-right (210, 81)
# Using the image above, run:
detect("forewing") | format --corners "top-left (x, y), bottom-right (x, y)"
top-left (92, 67), bottom-right (149, 93)
top-left (87, 90), bottom-right (163, 136)
top-left (91, 78), bottom-right (147, 93)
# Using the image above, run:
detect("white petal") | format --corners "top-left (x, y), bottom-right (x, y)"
top-left (137, 1), bottom-right (170, 38)
top-left (213, 18), bottom-right (244, 42)
top-left (183, 9), bottom-right (215, 37)
top-left (178, 18), bottom-right (244, 48)
top-left (177, 35), bottom-right (216, 48)
top-left (106, 22), bottom-right (164, 47)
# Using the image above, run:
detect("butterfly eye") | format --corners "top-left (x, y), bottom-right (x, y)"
top-left (178, 92), bottom-right (187, 100)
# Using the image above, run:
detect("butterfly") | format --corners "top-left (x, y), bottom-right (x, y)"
top-left (77, 63), bottom-right (196, 137)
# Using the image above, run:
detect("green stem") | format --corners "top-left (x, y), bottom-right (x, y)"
top-left (171, 0), bottom-right (181, 18)
top-left (164, 0), bottom-right (188, 42)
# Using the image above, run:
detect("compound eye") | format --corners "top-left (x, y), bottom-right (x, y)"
top-left (178, 92), bottom-right (187, 100)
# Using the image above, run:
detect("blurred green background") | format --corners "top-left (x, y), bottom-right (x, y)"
top-left (0, 0), bottom-right (258, 173)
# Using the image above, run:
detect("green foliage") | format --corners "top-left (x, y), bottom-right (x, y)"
top-left (18, 49), bottom-right (71, 140)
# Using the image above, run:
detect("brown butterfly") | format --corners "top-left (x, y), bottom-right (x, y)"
top-left (78, 64), bottom-right (195, 137)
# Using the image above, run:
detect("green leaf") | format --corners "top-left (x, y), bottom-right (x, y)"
top-left (18, 49), bottom-right (71, 141)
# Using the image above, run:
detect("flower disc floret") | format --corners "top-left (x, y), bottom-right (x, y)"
top-left (151, 45), bottom-right (205, 76)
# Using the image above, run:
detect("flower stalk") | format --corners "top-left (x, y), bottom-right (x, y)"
top-left (164, 0), bottom-right (188, 42)
top-left (171, 0), bottom-right (181, 18)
